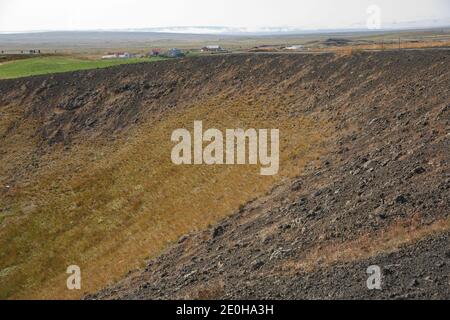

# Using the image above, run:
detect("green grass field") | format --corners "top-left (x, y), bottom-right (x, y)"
top-left (0, 56), bottom-right (166, 79)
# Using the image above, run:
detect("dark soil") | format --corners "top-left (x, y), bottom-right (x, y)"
top-left (89, 232), bottom-right (450, 300)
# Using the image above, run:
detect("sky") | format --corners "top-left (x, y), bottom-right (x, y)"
top-left (0, 0), bottom-right (449, 33)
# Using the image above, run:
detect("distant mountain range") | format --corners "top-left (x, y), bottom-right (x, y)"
top-left (119, 20), bottom-right (450, 35)
top-left (1, 18), bottom-right (450, 35)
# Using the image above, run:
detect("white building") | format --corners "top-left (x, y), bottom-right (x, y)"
top-left (201, 45), bottom-right (226, 52)
top-left (101, 52), bottom-right (134, 59)
top-left (285, 45), bottom-right (304, 50)
top-left (101, 54), bottom-right (118, 60)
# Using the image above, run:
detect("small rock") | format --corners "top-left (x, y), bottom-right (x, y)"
top-left (184, 270), bottom-right (198, 279)
top-left (291, 180), bottom-right (302, 191)
top-left (262, 236), bottom-right (273, 245)
top-left (251, 260), bottom-right (265, 270)
top-left (395, 195), bottom-right (408, 204)
top-left (369, 118), bottom-right (379, 125)
top-left (178, 235), bottom-right (189, 244)
top-left (279, 223), bottom-right (291, 231)
top-left (445, 250), bottom-right (450, 259)
top-left (383, 266), bottom-right (394, 275)
top-left (413, 167), bottom-right (426, 175)
top-left (307, 210), bottom-right (316, 218)
top-left (312, 190), bottom-right (322, 197)
top-left (212, 225), bottom-right (225, 238)
top-left (378, 212), bottom-right (387, 220)
top-left (409, 279), bottom-right (419, 287)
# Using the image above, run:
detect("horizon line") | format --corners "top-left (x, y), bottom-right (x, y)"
top-left (1, 23), bottom-right (450, 36)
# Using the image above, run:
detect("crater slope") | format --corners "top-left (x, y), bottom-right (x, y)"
top-left (0, 51), bottom-right (448, 299)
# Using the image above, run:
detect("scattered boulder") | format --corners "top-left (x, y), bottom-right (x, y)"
top-left (212, 225), bottom-right (225, 239)
top-left (251, 260), bottom-right (265, 270)
top-left (413, 166), bottom-right (426, 175)
top-left (395, 195), bottom-right (408, 204)
top-left (445, 250), bottom-right (450, 259)
top-left (409, 279), bottom-right (419, 288)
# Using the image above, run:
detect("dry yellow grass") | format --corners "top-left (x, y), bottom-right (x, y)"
top-left (0, 91), bottom-right (332, 299)
top-left (322, 40), bottom-right (450, 55)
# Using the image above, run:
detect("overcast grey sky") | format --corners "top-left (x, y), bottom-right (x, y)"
top-left (0, 0), bottom-right (449, 33)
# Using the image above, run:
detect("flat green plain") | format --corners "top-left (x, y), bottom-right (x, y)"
top-left (0, 56), bottom-right (166, 79)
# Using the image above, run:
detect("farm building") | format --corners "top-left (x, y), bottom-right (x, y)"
top-left (201, 45), bottom-right (226, 52)
top-left (149, 49), bottom-right (162, 56)
top-left (118, 52), bottom-right (134, 58)
top-left (102, 54), bottom-right (118, 60)
top-left (165, 48), bottom-right (184, 58)
top-left (101, 52), bottom-right (134, 60)
top-left (285, 45), bottom-right (304, 50)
